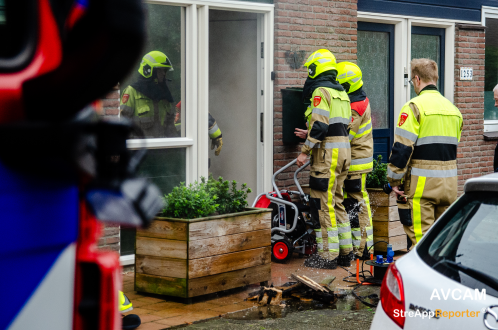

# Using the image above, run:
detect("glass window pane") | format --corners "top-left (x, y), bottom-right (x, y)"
top-left (357, 31), bottom-right (390, 129)
top-left (120, 4), bottom-right (185, 138)
top-left (120, 148), bottom-right (186, 256)
top-left (485, 18), bottom-right (498, 120)
top-left (410, 34), bottom-right (441, 98)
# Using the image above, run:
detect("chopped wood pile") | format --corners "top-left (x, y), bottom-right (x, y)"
top-left (247, 274), bottom-right (336, 306)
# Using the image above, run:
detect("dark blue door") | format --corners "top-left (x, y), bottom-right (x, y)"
top-left (357, 22), bottom-right (395, 163)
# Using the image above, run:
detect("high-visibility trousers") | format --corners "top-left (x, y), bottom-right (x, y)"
top-left (344, 173), bottom-right (374, 257)
top-left (309, 145), bottom-right (351, 260)
top-left (399, 172), bottom-right (457, 246)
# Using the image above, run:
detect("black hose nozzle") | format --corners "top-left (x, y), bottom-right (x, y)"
top-left (383, 183), bottom-right (392, 195)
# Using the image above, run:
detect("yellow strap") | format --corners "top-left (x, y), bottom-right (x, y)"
top-left (413, 176), bottom-right (426, 243)
top-left (327, 148), bottom-right (339, 227)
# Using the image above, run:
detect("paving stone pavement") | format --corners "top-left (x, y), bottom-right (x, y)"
top-left (123, 251), bottom-right (405, 329)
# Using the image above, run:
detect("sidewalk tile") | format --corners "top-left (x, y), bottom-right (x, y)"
top-left (139, 314), bottom-right (163, 324)
top-left (137, 322), bottom-right (170, 330)
top-left (155, 311), bottom-right (221, 326)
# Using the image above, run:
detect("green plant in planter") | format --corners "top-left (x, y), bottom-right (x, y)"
top-left (162, 181), bottom-right (218, 219)
top-left (366, 155), bottom-right (388, 188)
top-left (162, 176), bottom-right (252, 219)
top-left (204, 176), bottom-right (252, 214)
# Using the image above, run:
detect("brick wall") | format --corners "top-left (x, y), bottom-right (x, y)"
top-left (97, 85), bottom-right (121, 252)
top-left (454, 24), bottom-right (495, 195)
top-left (273, 0), bottom-right (358, 190)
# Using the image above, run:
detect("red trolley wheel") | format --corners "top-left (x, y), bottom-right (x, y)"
top-left (272, 240), bottom-right (293, 262)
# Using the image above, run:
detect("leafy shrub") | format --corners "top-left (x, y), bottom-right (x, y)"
top-left (204, 176), bottom-right (252, 215)
top-left (162, 176), bottom-right (252, 219)
top-left (162, 181), bottom-right (218, 219)
top-left (366, 155), bottom-right (388, 188)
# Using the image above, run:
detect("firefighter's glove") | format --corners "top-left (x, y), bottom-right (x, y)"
top-left (211, 136), bottom-right (223, 156)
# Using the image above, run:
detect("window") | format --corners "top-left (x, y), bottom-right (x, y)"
top-left (483, 7), bottom-right (498, 131)
top-left (418, 192), bottom-right (498, 298)
top-left (118, 0), bottom-right (275, 260)
top-left (410, 27), bottom-right (445, 99)
top-left (120, 4), bottom-right (186, 139)
top-left (120, 3), bottom-right (188, 256)
top-left (485, 18), bottom-right (498, 121)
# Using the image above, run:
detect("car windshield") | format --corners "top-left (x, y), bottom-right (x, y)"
top-left (417, 192), bottom-right (498, 298)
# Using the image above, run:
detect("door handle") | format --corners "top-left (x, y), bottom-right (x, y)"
top-left (260, 113), bottom-right (264, 142)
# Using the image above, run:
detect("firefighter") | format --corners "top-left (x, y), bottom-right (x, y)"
top-left (336, 62), bottom-right (374, 260)
top-left (296, 49), bottom-right (352, 269)
top-left (174, 101), bottom-right (223, 156)
top-left (119, 291), bottom-right (141, 330)
top-left (209, 113), bottom-right (223, 156)
top-left (387, 58), bottom-right (463, 246)
top-left (120, 51), bottom-right (179, 138)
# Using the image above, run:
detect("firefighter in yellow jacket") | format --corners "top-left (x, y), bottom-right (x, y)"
top-left (120, 51), bottom-right (179, 138)
top-left (387, 58), bottom-right (463, 246)
top-left (296, 49), bottom-right (352, 269)
top-left (336, 62), bottom-right (374, 260)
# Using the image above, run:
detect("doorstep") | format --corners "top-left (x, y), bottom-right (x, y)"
top-left (122, 251), bottom-right (408, 329)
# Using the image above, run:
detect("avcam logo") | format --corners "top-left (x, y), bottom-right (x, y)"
top-left (430, 289), bottom-right (486, 300)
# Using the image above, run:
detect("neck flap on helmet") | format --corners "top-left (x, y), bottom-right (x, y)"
top-left (302, 70), bottom-right (344, 103)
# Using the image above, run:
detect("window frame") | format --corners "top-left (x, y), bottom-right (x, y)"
top-left (357, 12), bottom-right (477, 135)
top-left (120, 0), bottom-right (275, 264)
top-left (482, 6), bottom-right (498, 132)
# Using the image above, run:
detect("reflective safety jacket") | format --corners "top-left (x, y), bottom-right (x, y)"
top-left (348, 98), bottom-right (373, 174)
top-left (120, 85), bottom-right (177, 137)
top-left (209, 113), bottom-right (222, 139)
top-left (387, 88), bottom-right (463, 186)
top-left (301, 87), bottom-right (351, 156)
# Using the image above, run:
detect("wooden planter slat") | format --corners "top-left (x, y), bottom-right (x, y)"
top-left (373, 235), bottom-right (406, 252)
top-left (188, 229), bottom-right (271, 259)
top-left (372, 220), bottom-right (404, 237)
top-left (136, 255), bottom-right (187, 278)
top-left (135, 273), bottom-right (187, 297)
top-left (188, 246), bottom-right (271, 279)
top-left (371, 206), bottom-right (400, 221)
top-left (135, 207), bottom-right (272, 298)
top-left (136, 221), bottom-right (188, 240)
top-left (188, 211), bottom-right (270, 240)
top-left (136, 237), bottom-right (188, 259)
top-left (188, 264), bottom-right (272, 297)
top-left (368, 188), bottom-right (407, 252)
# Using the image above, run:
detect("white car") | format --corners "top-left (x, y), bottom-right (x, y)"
top-left (370, 173), bottom-right (498, 330)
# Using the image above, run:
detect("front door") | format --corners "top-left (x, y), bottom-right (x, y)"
top-left (208, 10), bottom-right (262, 201)
top-left (357, 22), bottom-right (395, 163)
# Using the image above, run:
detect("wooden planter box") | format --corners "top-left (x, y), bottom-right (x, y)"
top-left (134, 207), bottom-right (272, 299)
top-left (368, 188), bottom-right (407, 252)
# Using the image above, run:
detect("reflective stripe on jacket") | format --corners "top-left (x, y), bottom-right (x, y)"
top-left (208, 113), bottom-right (222, 139)
top-left (387, 89), bottom-right (463, 186)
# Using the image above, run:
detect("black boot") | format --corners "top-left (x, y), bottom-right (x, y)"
top-left (122, 314), bottom-right (141, 330)
top-left (337, 253), bottom-right (352, 267)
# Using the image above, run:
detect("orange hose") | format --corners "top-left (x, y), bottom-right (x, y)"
top-left (356, 258), bottom-right (361, 284)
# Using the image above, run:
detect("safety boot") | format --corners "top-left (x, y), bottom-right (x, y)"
top-left (337, 253), bottom-right (351, 267)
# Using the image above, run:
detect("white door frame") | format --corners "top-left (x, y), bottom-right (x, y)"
top-left (122, 0), bottom-right (274, 265)
top-left (357, 11), bottom-right (475, 123)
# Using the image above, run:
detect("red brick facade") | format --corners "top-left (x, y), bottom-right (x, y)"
top-left (272, 17), bottom-right (496, 194)
top-left (454, 24), bottom-right (494, 195)
top-left (273, 0), bottom-right (358, 190)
